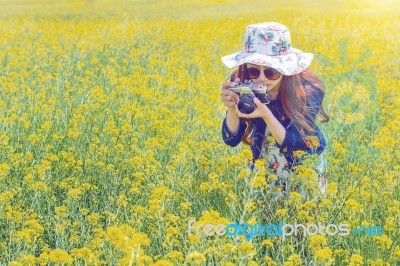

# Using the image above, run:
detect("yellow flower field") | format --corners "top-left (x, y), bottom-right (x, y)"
top-left (0, 0), bottom-right (399, 265)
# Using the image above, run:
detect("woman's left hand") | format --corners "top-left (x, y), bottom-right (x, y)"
top-left (235, 97), bottom-right (270, 119)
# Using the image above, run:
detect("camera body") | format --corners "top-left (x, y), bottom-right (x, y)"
top-left (229, 80), bottom-right (270, 114)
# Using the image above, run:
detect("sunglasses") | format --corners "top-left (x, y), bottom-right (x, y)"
top-left (245, 65), bottom-right (281, 80)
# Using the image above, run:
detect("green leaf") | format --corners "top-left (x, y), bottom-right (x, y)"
top-left (351, 49), bottom-right (372, 69)
top-left (314, 53), bottom-right (334, 67)
top-left (338, 39), bottom-right (348, 65)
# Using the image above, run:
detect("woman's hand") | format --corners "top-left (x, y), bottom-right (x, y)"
top-left (220, 77), bottom-right (241, 108)
top-left (235, 96), bottom-right (270, 119)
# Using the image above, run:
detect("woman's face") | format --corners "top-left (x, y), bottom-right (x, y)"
top-left (246, 63), bottom-right (283, 91)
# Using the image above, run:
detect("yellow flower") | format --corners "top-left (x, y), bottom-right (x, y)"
top-left (33, 181), bottom-right (48, 191)
top-left (327, 182), bottom-right (338, 195)
top-left (165, 251), bottom-right (184, 263)
top-left (302, 200), bottom-right (317, 210)
top-left (91, 57), bottom-right (99, 65)
top-left (28, 134), bottom-right (40, 145)
top-left (368, 259), bottom-right (388, 266)
top-left (334, 248), bottom-right (349, 256)
top-left (345, 198), bottom-right (363, 214)
top-left (0, 191), bottom-right (14, 201)
top-left (293, 150), bottom-right (307, 158)
top-left (67, 188), bottom-right (83, 199)
top-left (275, 208), bottom-right (288, 217)
top-left (249, 173), bottom-right (267, 188)
top-left (289, 191), bottom-right (302, 202)
top-left (196, 210), bottom-right (229, 225)
top-left (314, 248), bottom-right (333, 264)
top-left (319, 199), bottom-right (332, 208)
top-left (48, 249), bottom-right (73, 265)
top-left (0, 163), bottom-right (10, 179)
top-left (375, 235), bottom-right (393, 250)
top-left (245, 201), bottom-right (257, 213)
top-left (70, 247), bottom-right (95, 261)
top-left (116, 194), bottom-right (128, 207)
top-left (9, 262), bottom-right (23, 266)
top-left (14, 219), bottom-right (45, 245)
top-left (297, 210), bottom-right (312, 222)
top-left (349, 254), bottom-right (364, 266)
top-left (54, 206), bottom-right (68, 218)
top-left (393, 245), bottom-right (400, 261)
top-left (308, 136), bottom-right (320, 148)
top-left (199, 182), bottom-right (213, 192)
top-left (106, 226), bottom-right (126, 250)
top-left (384, 216), bottom-right (396, 232)
top-left (187, 234), bottom-right (200, 245)
top-left (283, 254), bottom-right (301, 266)
top-left (137, 255), bottom-right (154, 265)
top-left (179, 202), bottom-right (192, 213)
top-left (12, 254), bottom-right (37, 265)
top-left (292, 165), bottom-right (317, 180)
top-left (67, 128), bottom-right (81, 139)
top-left (264, 256), bottom-right (277, 266)
top-left (40, 121), bottom-right (52, 131)
top-left (308, 235), bottom-right (327, 252)
top-left (267, 174), bottom-right (278, 181)
top-left (153, 259), bottom-right (174, 266)
top-left (237, 242), bottom-right (256, 257)
top-left (262, 239), bottom-right (273, 248)
top-left (185, 251), bottom-right (206, 265)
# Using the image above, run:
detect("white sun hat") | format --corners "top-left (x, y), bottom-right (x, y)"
top-left (221, 22), bottom-right (313, 75)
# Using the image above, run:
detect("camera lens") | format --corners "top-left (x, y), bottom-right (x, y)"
top-left (238, 95), bottom-right (256, 114)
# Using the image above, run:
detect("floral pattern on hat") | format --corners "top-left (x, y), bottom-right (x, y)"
top-left (258, 32), bottom-right (274, 43)
top-left (244, 35), bottom-right (255, 53)
top-left (221, 22), bottom-right (313, 75)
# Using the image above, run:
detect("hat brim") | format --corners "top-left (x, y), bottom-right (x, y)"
top-left (221, 48), bottom-right (313, 76)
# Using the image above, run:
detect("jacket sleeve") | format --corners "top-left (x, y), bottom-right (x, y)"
top-left (279, 88), bottom-right (326, 157)
top-left (221, 115), bottom-right (247, 147)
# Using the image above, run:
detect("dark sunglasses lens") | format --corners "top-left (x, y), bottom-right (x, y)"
top-left (248, 68), bottom-right (260, 78)
top-left (265, 69), bottom-right (280, 80)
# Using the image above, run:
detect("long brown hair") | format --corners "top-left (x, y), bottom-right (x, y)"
top-left (229, 64), bottom-right (330, 146)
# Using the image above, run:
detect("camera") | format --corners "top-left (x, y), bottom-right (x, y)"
top-left (229, 80), bottom-right (270, 114)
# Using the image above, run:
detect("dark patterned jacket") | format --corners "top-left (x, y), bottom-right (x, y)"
top-left (221, 79), bottom-right (326, 168)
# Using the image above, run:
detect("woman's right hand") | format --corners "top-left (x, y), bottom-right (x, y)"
top-left (220, 76), bottom-right (241, 108)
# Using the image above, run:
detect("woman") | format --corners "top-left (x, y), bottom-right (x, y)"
top-left (220, 22), bottom-right (329, 199)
